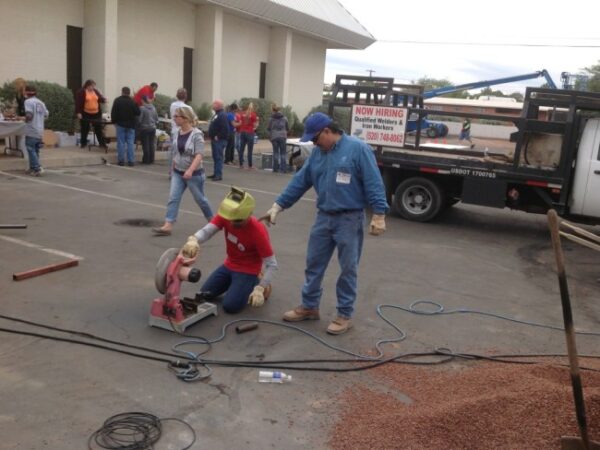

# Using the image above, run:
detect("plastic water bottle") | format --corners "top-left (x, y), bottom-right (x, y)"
top-left (258, 370), bottom-right (292, 383)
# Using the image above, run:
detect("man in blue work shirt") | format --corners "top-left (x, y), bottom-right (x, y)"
top-left (264, 112), bottom-right (388, 335)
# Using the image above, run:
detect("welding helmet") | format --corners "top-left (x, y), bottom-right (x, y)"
top-left (218, 187), bottom-right (255, 221)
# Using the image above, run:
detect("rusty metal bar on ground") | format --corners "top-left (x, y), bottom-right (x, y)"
top-left (0, 224), bottom-right (27, 229)
top-left (12, 259), bottom-right (79, 281)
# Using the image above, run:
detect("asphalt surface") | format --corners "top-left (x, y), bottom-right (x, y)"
top-left (1, 161), bottom-right (599, 449)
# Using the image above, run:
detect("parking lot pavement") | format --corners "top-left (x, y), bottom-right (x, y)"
top-left (0, 163), bottom-right (599, 449)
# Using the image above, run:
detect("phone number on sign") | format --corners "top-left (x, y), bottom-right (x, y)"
top-left (366, 132), bottom-right (403, 143)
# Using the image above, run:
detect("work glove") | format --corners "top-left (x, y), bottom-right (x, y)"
top-left (266, 203), bottom-right (283, 226)
top-left (181, 235), bottom-right (200, 259)
top-left (369, 214), bottom-right (386, 236)
top-left (248, 285), bottom-right (265, 308)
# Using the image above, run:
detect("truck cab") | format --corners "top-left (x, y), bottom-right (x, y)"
top-left (569, 118), bottom-right (600, 218)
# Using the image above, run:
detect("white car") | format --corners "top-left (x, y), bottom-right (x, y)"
top-left (286, 138), bottom-right (314, 171)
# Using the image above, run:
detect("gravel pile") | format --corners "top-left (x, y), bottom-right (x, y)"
top-left (330, 361), bottom-right (600, 449)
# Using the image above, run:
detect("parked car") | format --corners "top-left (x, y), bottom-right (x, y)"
top-left (406, 113), bottom-right (449, 138)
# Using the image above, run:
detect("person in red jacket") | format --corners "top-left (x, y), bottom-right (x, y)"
top-left (75, 79), bottom-right (107, 149)
top-left (134, 82), bottom-right (158, 106)
top-left (182, 187), bottom-right (277, 313)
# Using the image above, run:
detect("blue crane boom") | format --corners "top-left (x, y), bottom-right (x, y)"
top-left (422, 70), bottom-right (557, 98)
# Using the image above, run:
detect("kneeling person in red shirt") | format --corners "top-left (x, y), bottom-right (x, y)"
top-left (183, 187), bottom-right (277, 313)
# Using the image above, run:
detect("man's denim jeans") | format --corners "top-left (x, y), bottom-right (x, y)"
top-left (301, 210), bottom-right (365, 318)
top-left (116, 126), bottom-right (135, 163)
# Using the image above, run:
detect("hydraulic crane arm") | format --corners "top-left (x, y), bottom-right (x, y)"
top-left (423, 70), bottom-right (557, 98)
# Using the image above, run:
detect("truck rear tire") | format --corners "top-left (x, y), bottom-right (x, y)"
top-left (393, 177), bottom-right (444, 222)
top-left (426, 127), bottom-right (437, 138)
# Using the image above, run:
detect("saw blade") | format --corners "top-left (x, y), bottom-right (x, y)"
top-left (155, 247), bottom-right (179, 294)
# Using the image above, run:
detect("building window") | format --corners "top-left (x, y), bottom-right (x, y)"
top-left (183, 47), bottom-right (193, 102)
top-left (259, 62), bottom-right (267, 99)
top-left (66, 25), bottom-right (82, 96)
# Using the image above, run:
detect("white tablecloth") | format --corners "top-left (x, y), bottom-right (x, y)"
top-left (0, 121), bottom-right (26, 138)
top-left (0, 121), bottom-right (27, 158)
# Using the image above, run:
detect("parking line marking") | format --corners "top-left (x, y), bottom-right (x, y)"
top-left (43, 166), bottom-right (317, 204)
top-left (0, 170), bottom-right (203, 216)
top-left (0, 235), bottom-right (84, 260)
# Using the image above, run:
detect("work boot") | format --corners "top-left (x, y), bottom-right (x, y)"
top-left (326, 317), bottom-right (352, 335)
top-left (282, 306), bottom-right (320, 322)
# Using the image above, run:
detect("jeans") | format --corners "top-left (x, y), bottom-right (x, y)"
top-left (211, 138), bottom-right (226, 178)
top-left (116, 126), bottom-right (135, 163)
top-left (25, 136), bottom-right (42, 171)
top-left (165, 169), bottom-right (213, 222)
top-left (301, 210), bottom-right (364, 318)
top-left (200, 264), bottom-right (259, 313)
top-left (238, 131), bottom-right (255, 167)
top-left (140, 128), bottom-right (156, 163)
top-left (234, 132), bottom-right (240, 152)
top-left (271, 137), bottom-right (287, 173)
top-left (225, 133), bottom-right (235, 163)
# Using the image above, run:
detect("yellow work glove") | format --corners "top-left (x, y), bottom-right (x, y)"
top-left (248, 285), bottom-right (265, 307)
top-left (266, 203), bottom-right (283, 226)
top-left (369, 214), bottom-right (386, 236)
top-left (181, 236), bottom-right (200, 259)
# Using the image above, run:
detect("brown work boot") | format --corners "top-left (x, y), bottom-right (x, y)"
top-left (326, 317), bottom-right (352, 335)
top-left (282, 306), bottom-right (320, 322)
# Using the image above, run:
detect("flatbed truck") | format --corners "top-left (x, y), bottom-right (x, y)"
top-left (328, 75), bottom-right (600, 223)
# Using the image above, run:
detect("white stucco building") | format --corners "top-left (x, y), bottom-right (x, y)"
top-left (0, 0), bottom-right (374, 117)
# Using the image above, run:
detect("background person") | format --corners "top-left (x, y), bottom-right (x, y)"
top-left (110, 87), bottom-right (140, 166)
top-left (134, 82), bottom-right (158, 106)
top-left (264, 112), bottom-right (388, 335)
top-left (183, 187), bottom-right (277, 313)
top-left (267, 104), bottom-right (289, 173)
top-left (153, 107), bottom-right (213, 236)
top-left (169, 88), bottom-right (193, 177)
top-left (23, 85), bottom-right (48, 176)
top-left (138, 96), bottom-right (159, 164)
top-left (13, 77), bottom-right (27, 117)
top-left (237, 102), bottom-right (258, 169)
top-left (207, 99), bottom-right (229, 181)
top-left (459, 118), bottom-right (474, 148)
top-left (75, 79), bottom-right (107, 150)
top-left (224, 103), bottom-right (239, 165)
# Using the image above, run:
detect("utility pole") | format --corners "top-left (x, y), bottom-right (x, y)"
top-left (366, 69), bottom-right (376, 78)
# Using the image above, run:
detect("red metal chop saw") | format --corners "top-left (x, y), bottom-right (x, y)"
top-left (149, 248), bottom-right (217, 333)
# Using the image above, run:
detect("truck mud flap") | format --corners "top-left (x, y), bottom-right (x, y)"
top-left (461, 178), bottom-right (507, 208)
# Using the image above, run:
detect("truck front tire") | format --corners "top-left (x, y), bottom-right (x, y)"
top-left (393, 177), bottom-right (445, 222)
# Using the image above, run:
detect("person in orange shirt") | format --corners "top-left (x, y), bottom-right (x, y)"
top-left (75, 79), bottom-right (107, 149)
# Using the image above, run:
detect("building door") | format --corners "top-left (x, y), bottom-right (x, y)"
top-left (183, 47), bottom-right (193, 102)
top-left (66, 25), bottom-right (82, 96)
top-left (259, 62), bottom-right (267, 99)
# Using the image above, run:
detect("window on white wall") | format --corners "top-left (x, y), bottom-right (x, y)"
top-left (259, 62), bottom-right (267, 99)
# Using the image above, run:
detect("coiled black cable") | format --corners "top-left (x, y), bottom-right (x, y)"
top-left (87, 412), bottom-right (195, 450)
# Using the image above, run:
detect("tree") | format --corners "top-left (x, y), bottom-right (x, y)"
top-left (507, 92), bottom-right (524, 102)
top-left (583, 61), bottom-right (600, 93)
top-left (476, 87), bottom-right (505, 98)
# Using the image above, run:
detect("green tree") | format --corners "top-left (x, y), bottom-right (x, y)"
top-left (507, 92), bottom-right (524, 102)
top-left (583, 61), bottom-right (600, 93)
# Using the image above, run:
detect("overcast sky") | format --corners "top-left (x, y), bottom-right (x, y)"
top-left (328, 0), bottom-right (600, 93)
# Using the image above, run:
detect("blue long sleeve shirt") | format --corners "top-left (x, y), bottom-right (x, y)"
top-left (276, 134), bottom-right (389, 214)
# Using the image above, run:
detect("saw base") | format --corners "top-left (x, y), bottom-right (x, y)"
top-left (149, 301), bottom-right (218, 333)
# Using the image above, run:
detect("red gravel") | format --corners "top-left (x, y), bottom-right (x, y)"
top-left (329, 361), bottom-right (600, 450)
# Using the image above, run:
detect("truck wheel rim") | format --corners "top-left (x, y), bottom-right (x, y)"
top-left (402, 186), bottom-right (432, 215)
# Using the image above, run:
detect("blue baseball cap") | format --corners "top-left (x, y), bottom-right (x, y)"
top-left (300, 112), bottom-right (333, 142)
